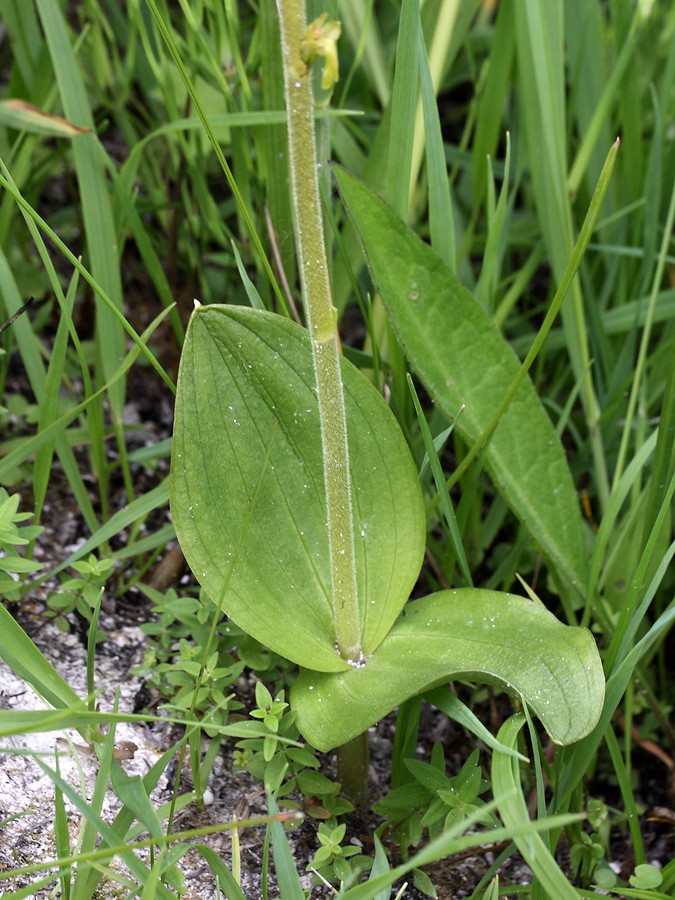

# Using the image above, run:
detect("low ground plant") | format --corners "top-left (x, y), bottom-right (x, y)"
top-left (0, 1), bottom-right (673, 897)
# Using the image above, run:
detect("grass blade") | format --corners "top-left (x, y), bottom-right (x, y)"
top-left (492, 716), bottom-right (580, 899)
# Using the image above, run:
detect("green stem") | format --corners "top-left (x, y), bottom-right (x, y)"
top-left (276, 0), bottom-right (361, 663)
top-left (336, 732), bottom-right (370, 808)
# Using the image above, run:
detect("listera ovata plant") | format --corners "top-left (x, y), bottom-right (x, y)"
top-left (170, 1), bottom-right (606, 767)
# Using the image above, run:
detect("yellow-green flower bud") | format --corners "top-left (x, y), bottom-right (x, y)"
top-left (300, 13), bottom-right (341, 91)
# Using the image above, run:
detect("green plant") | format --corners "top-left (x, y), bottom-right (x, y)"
top-left (0, 0), bottom-right (671, 895)
top-left (234, 682), bottom-right (354, 820)
top-left (373, 744), bottom-right (497, 854)
top-left (0, 488), bottom-right (43, 600)
top-left (309, 820), bottom-right (373, 887)
top-left (135, 587), bottom-right (237, 699)
top-left (569, 797), bottom-right (612, 887)
top-left (170, 0), bottom-right (605, 797)
top-left (45, 553), bottom-right (114, 639)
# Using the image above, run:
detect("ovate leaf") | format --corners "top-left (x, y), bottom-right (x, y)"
top-left (334, 166), bottom-right (589, 602)
top-left (171, 306), bottom-right (425, 672)
top-left (292, 589), bottom-right (604, 751)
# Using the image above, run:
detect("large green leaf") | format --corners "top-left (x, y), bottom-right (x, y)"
top-left (292, 589), bottom-right (604, 751)
top-left (333, 166), bottom-right (590, 601)
top-left (170, 305), bottom-right (425, 672)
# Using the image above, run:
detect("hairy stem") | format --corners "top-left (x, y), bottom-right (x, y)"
top-left (276, 0), bottom-right (361, 663)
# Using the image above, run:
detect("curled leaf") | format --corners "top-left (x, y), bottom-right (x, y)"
top-left (293, 588), bottom-right (605, 751)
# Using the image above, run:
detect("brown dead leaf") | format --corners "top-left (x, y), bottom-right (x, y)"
top-left (0, 100), bottom-right (91, 137)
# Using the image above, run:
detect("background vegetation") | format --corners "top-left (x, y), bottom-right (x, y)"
top-left (0, 0), bottom-right (673, 897)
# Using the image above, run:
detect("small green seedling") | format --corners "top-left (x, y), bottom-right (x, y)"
top-left (373, 745), bottom-right (497, 853)
top-left (45, 553), bottom-right (114, 639)
top-left (0, 488), bottom-right (43, 601)
top-left (309, 820), bottom-right (373, 887)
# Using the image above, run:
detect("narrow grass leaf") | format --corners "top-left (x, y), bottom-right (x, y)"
top-left (192, 844), bottom-right (247, 900)
top-left (110, 169), bottom-right (185, 343)
top-left (605, 479), bottom-right (675, 674)
top-left (267, 794), bottom-right (305, 900)
top-left (258, 0), bottom-right (295, 290)
top-left (514, 0), bottom-right (607, 506)
top-left (140, 855), bottom-right (165, 900)
top-left (586, 430), bottom-right (658, 624)
top-left (110, 761), bottom-right (164, 841)
top-left (555, 601), bottom-right (675, 809)
top-left (423, 688), bottom-right (527, 762)
top-left (33, 274), bottom-right (79, 518)
top-left (386, 0), bottom-right (419, 217)
top-left (232, 240), bottom-right (265, 309)
top-left (144, 0), bottom-right (285, 313)
top-left (491, 716), bottom-right (580, 899)
top-left (73, 701), bottom-right (120, 900)
top-left (87, 589), bottom-right (104, 709)
top-left (0, 812), bottom-right (285, 881)
top-left (613, 177), bottom-right (675, 489)
top-left (604, 725), bottom-right (645, 865)
top-left (476, 134), bottom-right (512, 313)
top-left (0, 708), bottom-right (293, 741)
top-left (408, 374), bottom-right (471, 585)
top-left (565, 2), bottom-right (637, 197)
top-left (106, 743), bottom-right (184, 866)
top-left (0, 603), bottom-right (86, 720)
top-left (0, 875), bottom-right (60, 898)
top-left (643, 336), bottom-right (675, 548)
top-left (27, 761), bottom-right (174, 900)
top-left (337, 799), bottom-right (581, 900)
top-left (0, 2), bottom-right (43, 86)
top-left (32, 480), bottom-right (168, 583)
top-left (0, 165), bottom-right (175, 393)
top-left (418, 23), bottom-right (454, 270)
top-left (471, 1), bottom-right (515, 202)
top-left (340, 0), bottom-right (389, 108)
top-left (368, 833), bottom-right (392, 900)
top-left (111, 522), bottom-right (175, 561)
top-left (53, 753), bottom-right (72, 900)
top-left (35, 0), bottom-right (125, 414)
top-left (0, 246), bottom-right (99, 532)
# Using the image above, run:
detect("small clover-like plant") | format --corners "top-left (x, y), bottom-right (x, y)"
top-left (133, 586), bottom-right (244, 730)
top-left (373, 744), bottom-right (497, 853)
top-left (250, 682), bottom-right (290, 756)
top-left (308, 820), bottom-right (373, 887)
top-left (170, 0), bottom-right (606, 787)
top-left (45, 553), bottom-right (114, 639)
top-left (234, 685), bottom-right (354, 824)
top-left (0, 488), bottom-right (43, 601)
